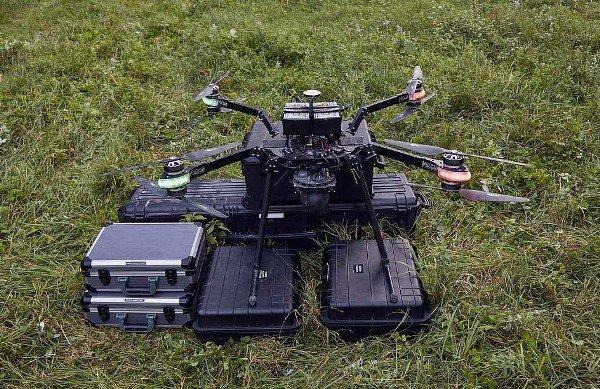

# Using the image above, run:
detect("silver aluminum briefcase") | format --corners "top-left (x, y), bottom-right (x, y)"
top-left (81, 222), bottom-right (206, 294)
top-left (82, 291), bottom-right (194, 331)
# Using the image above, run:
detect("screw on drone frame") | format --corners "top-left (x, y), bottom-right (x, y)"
top-left (248, 158), bottom-right (277, 307)
top-left (348, 156), bottom-right (398, 303)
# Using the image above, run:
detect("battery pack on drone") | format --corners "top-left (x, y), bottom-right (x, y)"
top-left (82, 291), bottom-right (195, 331)
top-left (321, 239), bottom-right (430, 339)
top-left (282, 102), bottom-right (342, 136)
top-left (192, 245), bottom-right (301, 343)
top-left (81, 223), bottom-right (206, 294)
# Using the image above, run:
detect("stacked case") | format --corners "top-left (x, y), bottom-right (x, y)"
top-left (81, 223), bottom-right (207, 332)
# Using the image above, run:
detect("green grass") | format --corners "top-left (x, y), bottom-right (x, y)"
top-left (1, 0), bottom-right (599, 387)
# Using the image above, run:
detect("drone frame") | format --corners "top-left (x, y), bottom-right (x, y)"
top-left (114, 67), bottom-right (528, 307)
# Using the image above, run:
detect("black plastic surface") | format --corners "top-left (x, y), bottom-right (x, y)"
top-left (192, 245), bottom-right (301, 343)
top-left (118, 174), bottom-right (424, 241)
top-left (241, 120), bottom-right (374, 204)
top-left (321, 239), bottom-right (429, 339)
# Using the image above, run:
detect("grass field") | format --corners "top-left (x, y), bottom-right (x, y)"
top-left (1, 0), bottom-right (599, 387)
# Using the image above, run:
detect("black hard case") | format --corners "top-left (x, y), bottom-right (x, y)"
top-left (321, 239), bottom-right (430, 340)
top-left (81, 223), bottom-right (206, 294)
top-left (241, 120), bottom-right (374, 205)
top-left (82, 291), bottom-right (194, 331)
top-left (118, 174), bottom-right (427, 241)
top-left (192, 245), bottom-right (301, 343)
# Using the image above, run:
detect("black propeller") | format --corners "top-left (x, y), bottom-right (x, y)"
top-left (102, 142), bottom-right (240, 176)
top-left (389, 66), bottom-right (434, 123)
top-left (383, 140), bottom-right (531, 167)
top-left (134, 176), bottom-right (228, 218)
top-left (390, 93), bottom-right (435, 124)
top-left (405, 182), bottom-right (530, 203)
top-left (406, 65), bottom-right (423, 95)
top-left (192, 71), bottom-right (229, 101)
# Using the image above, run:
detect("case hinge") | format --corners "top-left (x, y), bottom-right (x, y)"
top-left (165, 269), bottom-right (177, 285)
top-left (98, 305), bottom-right (110, 321)
top-left (98, 269), bottom-right (111, 286)
top-left (163, 307), bottom-right (175, 323)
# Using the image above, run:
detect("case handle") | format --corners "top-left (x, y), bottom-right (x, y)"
top-left (116, 313), bottom-right (156, 333)
top-left (117, 276), bottom-right (158, 295)
top-left (322, 263), bottom-right (330, 283)
top-left (416, 192), bottom-right (430, 209)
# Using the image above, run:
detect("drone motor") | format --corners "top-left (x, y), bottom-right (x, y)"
top-left (436, 153), bottom-right (472, 188)
top-left (202, 87), bottom-right (221, 115)
top-left (158, 159), bottom-right (190, 196)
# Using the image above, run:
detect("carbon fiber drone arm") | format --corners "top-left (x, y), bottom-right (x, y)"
top-left (216, 97), bottom-right (278, 137)
top-left (372, 142), bottom-right (441, 173)
top-left (348, 93), bottom-right (410, 134)
top-left (188, 147), bottom-right (257, 179)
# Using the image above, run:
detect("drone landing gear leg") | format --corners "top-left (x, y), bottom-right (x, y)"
top-left (248, 168), bottom-right (274, 307)
top-left (351, 159), bottom-right (398, 303)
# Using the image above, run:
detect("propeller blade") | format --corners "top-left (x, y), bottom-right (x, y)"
top-left (405, 66), bottom-right (423, 95)
top-left (383, 140), bottom-right (531, 166)
top-left (192, 85), bottom-right (214, 102)
top-left (134, 176), bottom-right (168, 197)
top-left (406, 79), bottom-right (419, 95)
top-left (404, 182), bottom-right (530, 203)
top-left (102, 143), bottom-right (240, 176)
top-left (420, 92), bottom-right (435, 103)
top-left (178, 142), bottom-right (240, 162)
top-left (179, 197), bottom-right (228, 219)
top-left (192, 71), bottom-right (229, 101)
top-left (389, 92), bottom-right (433, 124)
top-left (459, 152), bottom-right (532, 167)
top-left (412, 65), bottom-right (423, 80)
top-left (383, 140), bottom-right (446, 155)
top-left (458, 189), bottom-right (530, 203)
top-left (101, 161), bottom-right (162, 177)
top-left (210, 70), bottom-right (229, 85)
top-left (134, 177), bottom-right (227, 218)
top-left (390, 107), bottom-right (417, 123)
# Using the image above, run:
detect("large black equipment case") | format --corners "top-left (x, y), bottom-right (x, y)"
top-left (81, 223), bottom-right (206, 294)
top-left (192, 245), bottom-right (301, 343)
top-left (321, 239), bottom-right (430, 340)
top-left (118, 174), bottom-right (427, 242)
top-left (241, 121), bottom-right (374, 205)
top-left (82, 291), bottom-right (195, 331)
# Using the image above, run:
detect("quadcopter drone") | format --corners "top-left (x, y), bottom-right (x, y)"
top-left (103, 67), bottom-right (530, 312)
